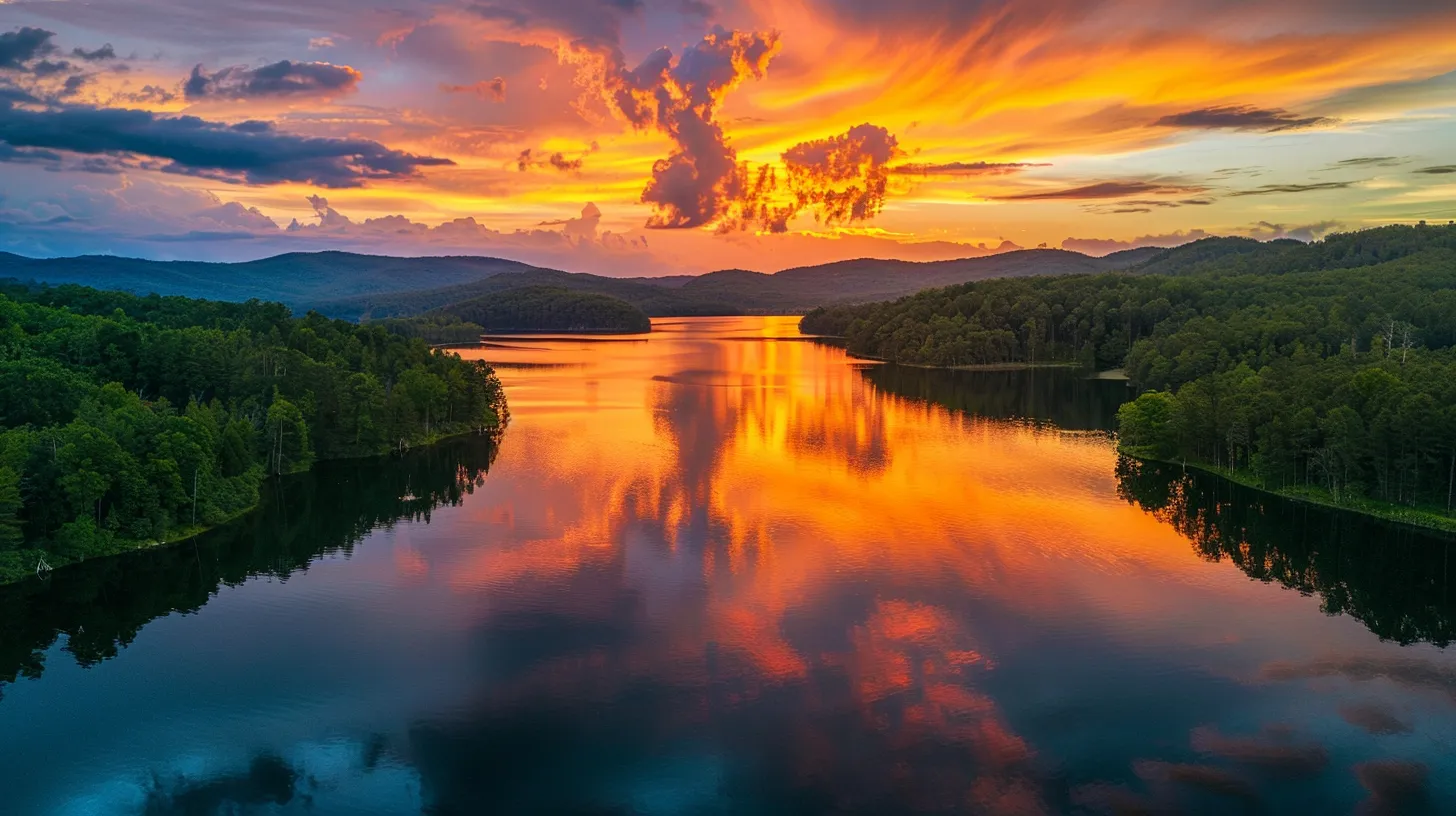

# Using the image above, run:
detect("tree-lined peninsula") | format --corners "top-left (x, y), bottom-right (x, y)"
top-left (0, 282), bottom-right (508, 584)
top-left (431, 286), bottom-right (652, 334)
top-left (803, 224), bottom-right (1456, 529)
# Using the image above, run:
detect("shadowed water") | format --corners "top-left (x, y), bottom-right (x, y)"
top-left (1, 316), bottom-right (1453, 815)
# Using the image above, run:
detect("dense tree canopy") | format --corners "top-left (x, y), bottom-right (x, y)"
top-left (0, 437), bottom-right (499, 697)
top-left (434, 286), bottom-right (652, 333)
top-left (802, 224), bottom-right (1456, 525)
top-left (0, 281), bottom-right (508, 582)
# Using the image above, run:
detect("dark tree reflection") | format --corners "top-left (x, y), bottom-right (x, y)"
top-left (861, 364), bottom-right (1130, 431)
top-left (0, 437), bottom-right (499, 697)
top-left (1116, 457), bottom-right (1456, 646)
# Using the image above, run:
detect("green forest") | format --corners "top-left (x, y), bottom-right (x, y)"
top-left (434, 286), bottom-right (653, 333)
top-left (802, 224), bottom-right (1456, 528)
top-left (0, 281), bottom-right (509, 584)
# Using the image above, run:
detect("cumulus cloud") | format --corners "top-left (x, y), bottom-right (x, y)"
top-left (578, 25), bottom-right (780, 229)
top-left (441, 77), bottom-right (507, 102)
top-left (114, 85), bottom-right (179, 105)
top-left (0, 27), bottom-right (55, 70)
top-left (720, 123), bottom-right (904, 233)
top-left (0, 171), bottom-right (660, 271)
top-left (515, 148), bottom-right (586, 173)
top-left (1061, 230), bottom-right (1212, 255)
top-left (1154, 105), bottom-right (1331, 132)
top-left (781, 123), bottom-right (901, 222)
top-left (72, 44), bottom-right (117, 62)
top-left (999, 180), bottom-right (1206, 201)
top-left (184, 60), bottom-right (363, 100)
top-left (0, 100), bottom-right (453, 187)
top-left (0, 27), bottom-right (100, 101)
top-left (537, 202), bottom-right (603, 240)
top-left (1246, 220), bottom-right (1341, 241)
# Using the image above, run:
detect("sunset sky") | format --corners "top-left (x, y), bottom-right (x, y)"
top-left (0, 0), bottom-right (1454, 275)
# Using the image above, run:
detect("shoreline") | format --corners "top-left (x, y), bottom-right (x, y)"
top-left (801, 338), bottom-right (1115, 374)
top-left (0, 427), bottom-right (504, 588)
top-left (1124, 449), bottom-right (1456, 536)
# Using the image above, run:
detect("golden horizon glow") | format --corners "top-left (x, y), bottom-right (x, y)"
top-left (1, 1), bottom-right (1454, 271)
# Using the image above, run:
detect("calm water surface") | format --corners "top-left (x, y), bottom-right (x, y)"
top-left (2, 316), bottom-right (1454, 815)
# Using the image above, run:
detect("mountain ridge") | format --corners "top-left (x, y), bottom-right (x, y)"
top-left (0, 245), bottom-right (1168, 318)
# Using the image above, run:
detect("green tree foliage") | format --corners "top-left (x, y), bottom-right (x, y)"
top-left (434, 286), bottom-right (652, 333)
top-left (0, 436), bottom-right (499, 695)
top-left (374, 315), bottom-right (487, 345)
top-left (0, 467), bottom-right (21, 550)
top-left (0, 283), bottom-right (508, 582)
top-left (802, 224), bottom-right (1456, 523)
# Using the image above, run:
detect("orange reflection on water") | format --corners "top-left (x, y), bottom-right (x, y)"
top-left (448, 317), bottom-right (1278, 658)
top-left (431, 316), bottom-right (1444, 811)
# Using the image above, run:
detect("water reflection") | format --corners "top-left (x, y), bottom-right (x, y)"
top-left (1116, 457), bottom-right (1456, 646)
top-left (0, 437), bottom-right (498, 699)
top-left (2, 317), bottom-right (1455, 815)
top-left (861, 364), bottom-right (1130, 431)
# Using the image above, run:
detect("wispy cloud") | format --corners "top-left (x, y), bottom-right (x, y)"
top-left (1154, 105), bottom-right (1331, 132)
top-left (998, 181), bottom-right (1206, 201)
top-left (1228, 181), bottom-right (1356, 197)
top-left (0, 101), bottom-right (451, 187)
top-left (184, 60), bottom-right (362, 100)
top-left (891, 161), bottom-right (1049, 176)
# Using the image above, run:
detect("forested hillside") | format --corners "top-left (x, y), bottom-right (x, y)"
top-left (0, 282), bottom-right (508, 583)
top-left (802, 224), bottom-right (1456, 528)
top-left (4, 246), bottom-right (1159, 321)
top-left (0, 251), bottom-right (542, 307)
top-left (432, 287), bottom-right (652, 333)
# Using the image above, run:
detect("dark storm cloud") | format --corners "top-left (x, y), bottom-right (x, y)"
top-left (1355, 761), bottom-right (1430, 816)
top-left (998, 180), bottom-right (1206, 201)
top-left (441, 77), bottom-right (507, 102)
top-left (185, 60), bottom-right (363, 100)
top-left (72, 44), bottom-right (118, 61)
top-left (0, 27), bottom-right (56, 69)
top-left (1154, 105), bottom-right (1330, 132)
top-left (891, 160), bottom-right (1049, 176)
top-left (1228, 181), bottom-right (1355, 196)
top-left (0, 101), bottom-right (453, 187)
top-left (0, 142), bottom-right (64, 163)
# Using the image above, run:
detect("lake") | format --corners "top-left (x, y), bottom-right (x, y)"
top-left (2, 316), bottom-right (1453, 815)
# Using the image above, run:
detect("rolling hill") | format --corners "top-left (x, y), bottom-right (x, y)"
top-left (434, 287), bottom-right (652, 334)
top-left (0, 245), bottom-right (1166, 319)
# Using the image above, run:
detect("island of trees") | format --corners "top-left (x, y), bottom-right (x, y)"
top-left (0, 281), bottom-right (509, 584)
top-left (431, 286), bottom-right (652, 334)
top-left (802, 223), bottom-right (1456, 529)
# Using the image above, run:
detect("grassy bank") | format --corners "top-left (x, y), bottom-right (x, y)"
top-left (1122, 447), bottom-right (1456, 535)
